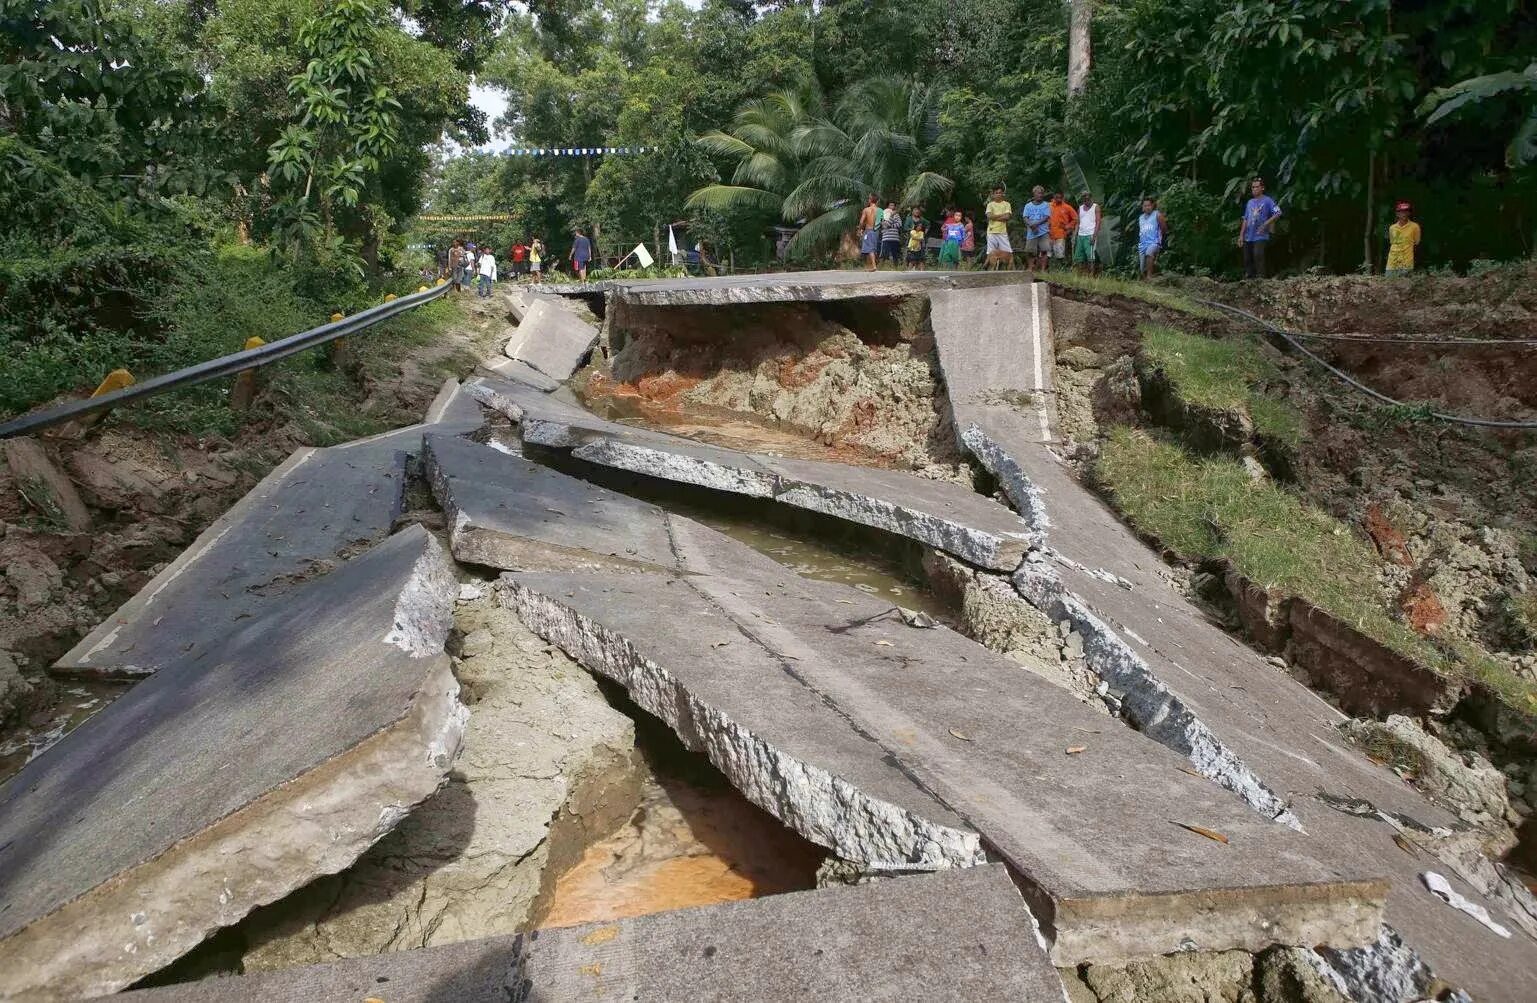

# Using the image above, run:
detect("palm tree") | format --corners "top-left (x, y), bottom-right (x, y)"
top-left (688, 78), bottom-right (952, 258)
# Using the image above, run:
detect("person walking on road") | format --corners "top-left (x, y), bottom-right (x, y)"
top-left (1138, 197), bottom-right (1168, 279)
top-left (570, 229), bottom-right (593, 282)
top-left (984, 186), bottom-right (1013, 270)
top-left (858, 194), bottom-right (881, 271)
top-left (1238, 177), bottom-right (1281, 279)
top-left (476, 246), bottom-right (498, 298)
top-left (939, 210), bottom-right (965, 268)
top-left (529, 237), bottom-right (545, 284)
top-left (1048, 192), bottom-right (1078, 271)
top-left (1021, 186), bottom-right (1052, 272)
top-left (1385, 201), bottom-right (1421, 276)
top-left (880, 201), bottom-right (902, 267)
top-left (1073, 191), bottom-right (1100, 275)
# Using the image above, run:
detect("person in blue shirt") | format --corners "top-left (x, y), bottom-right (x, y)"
top-left (939, 210), bottom-right (966, 268)
top-left (570, 228), bottom-right (593, 281)
top-left (1236, 177), bottom-right (1281, 279)
top-left (1020, 186), bottom-right (1052, 272)
top-left (1137, 197), bottom-right (1167, 279)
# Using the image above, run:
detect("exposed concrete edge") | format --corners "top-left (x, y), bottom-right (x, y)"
top-left (771, 479), bottom-right (1029, 573)
top-left (475, 357), bottom-right (560, 393)
top-left (1053, 878), bottom-right (1386, 967)
top-left (1012, 557), bottom-right (1303, 830)
top-left (54, 447), bottom-right (323, 679)
top-left (960, 424), bottom-right (1051, 532)
top-left (569, 436), bottom-right (779, 498)
top-left (1307, 924), bottom-right (1443, 1003)
top-left (499, 578), bottom-right (986, 869)
top-left (0, 655), bottom-right (467, 1000)
top-left (423, 378), bottom-right (466, 424)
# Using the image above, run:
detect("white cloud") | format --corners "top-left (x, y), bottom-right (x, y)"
top-left (468, 83), bottom-right (512, 153)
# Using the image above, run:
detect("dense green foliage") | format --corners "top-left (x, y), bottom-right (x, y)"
top-left (435, 0), bottom-right (1534, 273)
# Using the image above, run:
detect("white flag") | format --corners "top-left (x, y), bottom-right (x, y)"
top-left (633, 243), bottom-right (654, 268)
top-left (667, 225), bottom-right (678, 257)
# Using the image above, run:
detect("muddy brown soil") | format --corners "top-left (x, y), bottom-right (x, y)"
top-left (0, 294), bottom-right (504, 777)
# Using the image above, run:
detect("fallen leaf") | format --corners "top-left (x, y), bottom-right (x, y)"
top-left (544, 507), bottom-right (566, 516)
top-left (1177, 766), bottom-right (1205, 779)
top-left (1392, 833), bottom-right (1418, 857)
top-left (835, 599), bottom-right (854, 605)
top-left (1173, 822), bottom-right (1229, 844)
top-left (1065, 745), bottom-right (1087, 755)
top-left (711, 639), bottom-right (731, 648)
top-left (948, 728), bottom-right (974, 742)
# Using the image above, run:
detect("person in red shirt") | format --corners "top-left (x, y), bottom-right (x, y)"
top-left (1048, 192), bottom-right (1078, 272)
top-left (510, 239), bottom-right (528, 280)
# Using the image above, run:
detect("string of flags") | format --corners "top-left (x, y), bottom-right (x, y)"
top-left (501, 146), bottom-right (654, 157)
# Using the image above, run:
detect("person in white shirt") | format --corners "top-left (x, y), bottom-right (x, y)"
top-left (476, 248), bottom-right (497, 298)
top-left (1073, 191), bottom-right (1100, 276)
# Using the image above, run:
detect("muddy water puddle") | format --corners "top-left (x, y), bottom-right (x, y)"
top-left (0, 680), bottom-right (127, 785)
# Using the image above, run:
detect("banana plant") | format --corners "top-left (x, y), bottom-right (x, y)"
top-left (1062, 151), bottom-right (1120, 266)
top-left (1422, 62), bottom-right (1537, 169)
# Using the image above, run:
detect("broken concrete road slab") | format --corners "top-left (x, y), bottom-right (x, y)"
top-left (422, 433), bottom-right (680, 574)
top-left (930, 285), bottom-right (1537, 995)
top-left (466, 373), bottom-right (1033, 570)
top-left (501, 569), bottom-right (983, 871)
top-left (54, 389), bottom-right (484, 679)
top-left (503, 298), bottom-right (599, 381)
top-left (504, 541), bottom-right (1387, 965)
top-left (0, 526), bottom-right (465, 1001)
top-left (598, 268), bottom-right (1018, 308)
top-left (119, 865), bottom-right (1060, 1002)
top-left (476, 355), bottom-right (560, 392)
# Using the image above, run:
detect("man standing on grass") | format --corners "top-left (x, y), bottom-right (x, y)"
top-left (880, 201), bottom-right (902, 267)
top-left (984, 186), bottom-right (1013, 270)
top-left (1385, 201), bottom-right (1421, 275)
top-left (570, 228), bottom-right (592, 281)
top-left (1073, 191), bottom-right (1100, 275)
top-left (1021, 186), bottom-right (1052, 272)
top-left (939, 210), bottom-right (965, 268)
top-left (1048, 192), bottom-right (1078, 272)
top-left (858, 194), bottom-right (880, 271)
top-left (1237, 177), bottom-right (1281, 279)
top-left (1138, 196), bottom-right (1167, 279)
top-left (476, 245), bottom-right (497, 298)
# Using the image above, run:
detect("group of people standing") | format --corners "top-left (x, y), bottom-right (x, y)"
top-left (440, 228), bottom-right (600, 295)
top-left (853, 175), bottom-right (1424, 279)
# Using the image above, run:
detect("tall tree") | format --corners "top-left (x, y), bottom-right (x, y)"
top-left (1067, 0), bottom-right (1092, 100)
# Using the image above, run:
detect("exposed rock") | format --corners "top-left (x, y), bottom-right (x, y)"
top-left (0, 648), bottom-right (32, 728)
top-left (2, 436), bottom-right (91, 531)
top-left (1059, 346), bottom-right (1103, 370)
top-left (1340, 714), bottom-right (1511, 833)
top-left (239, 593), bottom-right (642, 971)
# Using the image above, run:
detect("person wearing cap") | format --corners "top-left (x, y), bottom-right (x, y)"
top-left (1073, 191), bottom-right (1100, 275)
top-left (1237, 177), bottom-right (1281, 279)
top-left (1385, 201), bottom-right (1421, 275)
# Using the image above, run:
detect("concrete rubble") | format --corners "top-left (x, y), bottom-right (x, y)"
top-left (0, 526), bottom-right (465, 1000)
top-left (930, 281), bottom-right (1537, 998)
top-left (502, 298), bottom-right (600, 381)
top-left (501, 521), bottom-right (1388, 967)
top-left (119, 865), bottom-right (1061, 1002)
top-left (465, 373), bottom-right (1034, 571)
top-left (54, 379), bottom-right (483, 678)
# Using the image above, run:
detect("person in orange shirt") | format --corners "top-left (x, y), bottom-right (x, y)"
top-left (1048, 192), bottom-right (1078, 272)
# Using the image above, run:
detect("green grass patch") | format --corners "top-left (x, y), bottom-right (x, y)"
top-left (1042, 272), bottom-right (1221, 320)
top-left (1096, 427), bottom-right (1537, 713)
top-left (1140, 324), bottom-right (1303, 447)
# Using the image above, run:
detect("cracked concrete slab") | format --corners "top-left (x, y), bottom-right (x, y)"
top-left (503, 298), bottom-right (599, 381)
top-left (421, 433), bottom-right (680, 573)
top-left (503, 529), bottom-right (1387, 966)
top-left (0, 526), bottom-right (465, 1001)
top-left (598, 269), bottom-right (1016, 308)
top-left (466, 373), bottom-right (1032, 570)
top-left (476, 356), bottom-right (560, 392)
top-left (930, 282), bottom-right (1537, 997)
top-left (55, 387), bottom-right (484, 679)
top-left (118, 865), bottom-right (1059, 1002)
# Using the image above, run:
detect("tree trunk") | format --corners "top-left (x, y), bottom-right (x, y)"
top-left (1068, 0), bottom-right (1094, 100)
top-left (1363, 149), bottom-right (1376, 274)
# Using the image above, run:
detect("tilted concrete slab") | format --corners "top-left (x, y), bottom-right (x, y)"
top-left (931, 283), bottom-right (1537, 996)
top-left (0, 526), bottom-right (465, 1000)
top-left (117, 865), bottom-right (1060, 1002)
top-left (476, 355), bottom-right (560, 392)
top-left (503, 527), bottom-right (1387, 966)
top-left (466, 374), bottom-right (1033, 570)
top-left (502, 298), bottom-right (599, 381)
top-left (421, 433), bottom-right (680, 574)
top-left (599, 268), bottom-right (1023, 307)
top-left (54, 387), bottom-right (484, 679)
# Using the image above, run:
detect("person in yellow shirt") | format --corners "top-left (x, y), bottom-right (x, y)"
top-left (1386, 200), bottom-right (1421, 275)
top-left (984, 185), bottom-right (1013, 270)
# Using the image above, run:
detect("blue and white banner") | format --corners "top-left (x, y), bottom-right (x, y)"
top-left (502, 146), bottom-right (652, 157)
